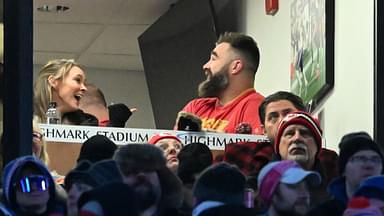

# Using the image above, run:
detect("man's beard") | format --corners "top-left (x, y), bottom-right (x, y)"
top-left (198, 67), bottom-right (229, 98)
top-left (133, 180), bottom-right (160, 211)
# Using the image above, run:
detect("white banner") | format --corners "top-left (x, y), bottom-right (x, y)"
top-left (39, 124), bottom-right (269, 150)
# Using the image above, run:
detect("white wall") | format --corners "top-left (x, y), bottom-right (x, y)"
top-left (245, 0), bottom-right (374, 151)
top-left (33, 65), bottom-right (155, 129)
top-left (85, 68), bottom-right (155, 129)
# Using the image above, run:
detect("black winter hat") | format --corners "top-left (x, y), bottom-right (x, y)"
top-left (65, 159), bottom-right (123, 191)
top-left (177, 142), bottom-right (213, 184)
top-left (338, 131), bottom-right (384, 174)
top-left (77, 135), bottom-right (117, 163)
top-left (78, 182), bottom-right (139, 216)
top-left (193, 162), bottom-right (246, 205)
top-left (64, 160), bottom-right (94, 190)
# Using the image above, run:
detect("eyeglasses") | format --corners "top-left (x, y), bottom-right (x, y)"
top-left (349, 155), bottom-right (382, 164)
top-left (14, 175), bottom-right (49, 193)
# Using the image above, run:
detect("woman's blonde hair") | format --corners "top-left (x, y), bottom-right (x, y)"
top-left (33, 59), bottom-right (83, 123)
top-left (33, 118), bottom-right (50, 166)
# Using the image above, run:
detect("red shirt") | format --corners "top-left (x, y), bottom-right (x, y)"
top-left (181, 88), bottom-right (264, 134)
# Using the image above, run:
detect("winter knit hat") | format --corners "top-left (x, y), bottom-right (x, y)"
top-left (338, 131), bottom-right (384, 175)
top-left (78, 182), bottom-right (139, 216)
top-left (108, 103), bottom-right (132, 128)
top-left (77, 135), bottom-right (117, 163)
top-left (65, 159), bottom-right (123, 191)
top-left (354, 175), bottom-right (384, 201)
top-left (177, 142), bottom-right (213, 184)
top-left (274, 111), bottom-right (322, 159)
top-left (257, 160), bottom-right (321, 205)
top-left (64, 160), bottom-right (94, 190)
top-left (87, 159), bottom-right (123, 186)
top-left (148, 132), bottom-right (182, 145)
top-left (193, 162), bottom-right (246, 205)
top-left (343, 196), bottom-right (383, 216)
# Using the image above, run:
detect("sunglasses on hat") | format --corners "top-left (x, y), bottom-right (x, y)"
top-left (14, 175), bottom-right (49, 193)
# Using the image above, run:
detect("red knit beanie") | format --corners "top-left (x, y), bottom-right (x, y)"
top-left (274, 111), bottom-right (322, 158)
top-left (148, 132), bottom-right (182, 145)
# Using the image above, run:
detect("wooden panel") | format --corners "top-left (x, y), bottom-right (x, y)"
top-left (45, 141), bottom-right (224, 176)
top-left (46, 142), bottom-right (81, 175)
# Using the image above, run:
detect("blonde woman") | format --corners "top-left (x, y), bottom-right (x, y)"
top-left (34, 59), bottom-right (87, 123)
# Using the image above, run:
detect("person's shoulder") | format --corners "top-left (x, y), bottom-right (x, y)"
top-left (238, 89), bottom-right (264, 106)
top-left (247, 89), bottom-right (264, 100)
top-left (306, 198), bottom-right (345, 216)
top-left (185, 97), bottom-right (217, 107)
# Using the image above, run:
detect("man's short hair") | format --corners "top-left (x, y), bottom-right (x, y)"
top-left (258, 91), bottom-right (307, 125)
top-left (62, 109), bottom-right (99, 126)
top-left (81, 83), bottom-right (107, 108)
top-left (217, 32), bottom-right (260, 74)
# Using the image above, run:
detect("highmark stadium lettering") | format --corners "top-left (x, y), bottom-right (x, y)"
top-left (95, 131), bottom-right (148, 143)
top-left (42, 128), bottom-right (149, 143)
top-left (177, 134), bottom-right (251, 146)
top-left (39, 124), bottom-right (268, 150)
top-left (44, 128), bottom-right (91, 140)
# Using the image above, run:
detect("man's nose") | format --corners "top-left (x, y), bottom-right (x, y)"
top-left (203, 60), bottom-right (210, 70)
top-left (292, 130), bottom-right (304, 140)
top-left (168, 147), bottom-right (176, 155)
top-left (30, 182), bottom-right (42, 192)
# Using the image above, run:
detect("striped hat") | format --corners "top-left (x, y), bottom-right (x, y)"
top-left (274, 111), bottom-right (322, 159)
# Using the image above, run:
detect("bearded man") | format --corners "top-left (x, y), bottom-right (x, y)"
top-left (177, 32), bottom-right (264, 134)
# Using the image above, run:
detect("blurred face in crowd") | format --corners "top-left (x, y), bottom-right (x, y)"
top-left (67, 183), bottom-right (93, 216)
top-left (155, 138), bottom-right (183, 172)
top-left (279, 124), bottom-right (318, 170)
top-left (270, 181), bottom-right (310, 216)
top-left (50, 66), bottom-right (87, 114)
top-left (15, 167), bottom-right (50, 214)
top-left (123, 171), bottom-right (162, 210)
top-left (344, 150), bottom-right (383, 190)
top-left (198, 42), bottom-right (234, 98)
top-left (263, 100), bottom-right (299, 143)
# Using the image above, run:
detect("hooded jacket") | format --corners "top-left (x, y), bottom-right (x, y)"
top-left (2, 155), bottom-right (65, 216)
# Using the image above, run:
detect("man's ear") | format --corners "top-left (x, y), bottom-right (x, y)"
top-left (48, 75), bottom-right (59, 89)
top-left (230, 59), bottom-right (244, 75)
